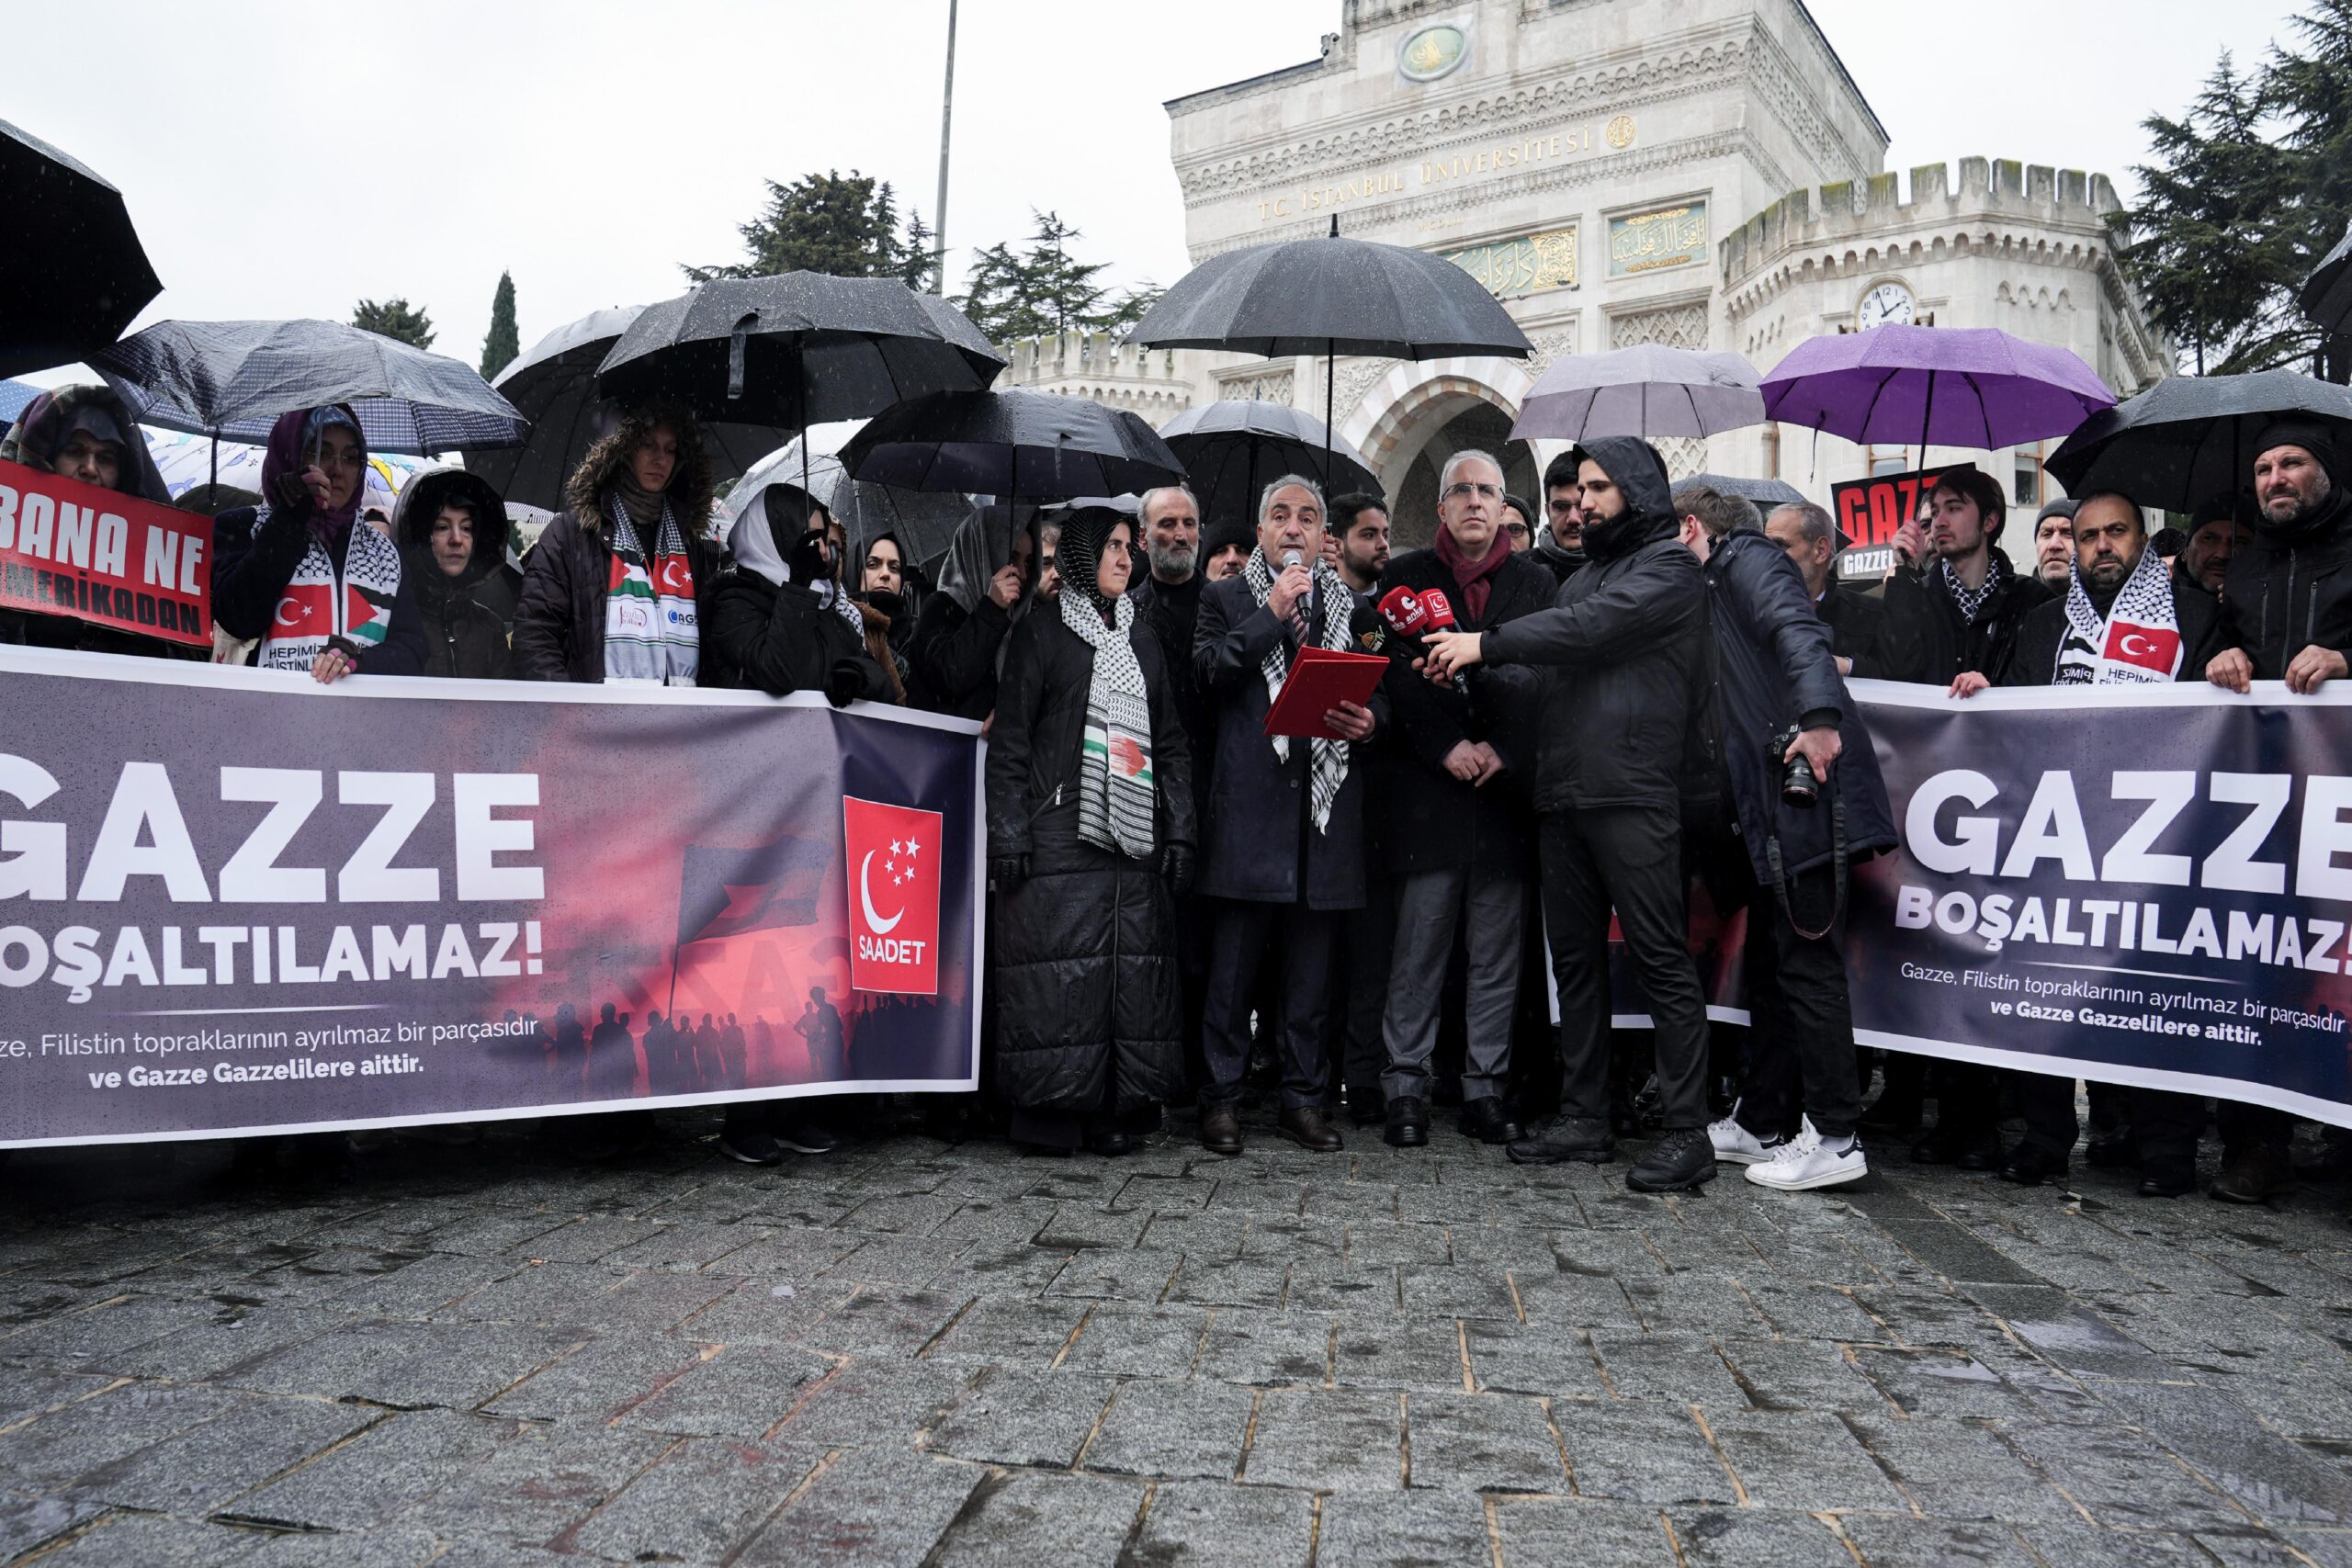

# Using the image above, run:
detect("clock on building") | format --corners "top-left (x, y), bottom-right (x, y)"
top-left (1856, 280), bottom-right (1916, 329)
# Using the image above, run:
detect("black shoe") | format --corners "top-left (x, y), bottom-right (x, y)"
top-left (719, 1129), bottom-right (786, 1165)
top-left (1999, 1142), bottom-right (2069, 1187)
top-left (1345, 1085), bottom-right (1386, 1127)
top-left (1279, 1106), bottom-right (1344, 1152)
top-left (2211, 1142), bottom-right (2295, 1204)
top-left (1385, 1096), bottom-right (1430, 1148)
top-left (1627, 1127), bottom-right (1718, 1193)
top-left (1199, 1104), bottom-right (1243, 1157)
top-left (1458, 1098), bottom-right (1523, 1145)
top-left (2139, 1166), bottom-right (2197, 1198)
top-left (1508, 1115), bottom-right (1614, 1166)
top-left (1089, 1130), bottom-right (1135, 1156)
top-left (772, 1114), bottom-right (842, 1155)
top-left (2084, 1126), bottom-right (2137, 1168)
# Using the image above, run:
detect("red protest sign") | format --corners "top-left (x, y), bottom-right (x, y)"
top-left (0, 457), bottom-right (210, 647)
top-left (1831, 465), bottom-right (1950, 549)
top-left (843, 795), bottom-right (944, 995)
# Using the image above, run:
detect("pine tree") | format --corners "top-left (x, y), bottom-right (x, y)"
top-left (480, 271), bottom-right (520, 380)
top-left (353, 298), bottom-right (435, 350)
top-left (953, 210), bottom-right (1148, 344)
top-left (687, 170), bottom-right (931, 283)
top-left (902, 213), bottom-right (938, 293)
top-left (2265, 0), bottom-right (2352, 380)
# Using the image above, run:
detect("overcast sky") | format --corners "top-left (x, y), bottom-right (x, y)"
top-left (8, 0), bottom-right (2304, 385)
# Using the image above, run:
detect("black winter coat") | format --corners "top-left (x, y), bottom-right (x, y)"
top-left (408, 558), bottom-right (514, 679)
top-left (701, 570), bottom-right (887, 698)
top-left (2006, 575), bottom-right (2225, 689)
top-left (1698, 532), bottom-right (1897, 883)
top-left (906, 592), bottom-right (1014, 718)
top-left (1817, 581), bottom-right (1893, 677)
top-left (512, 511), bottom-right (718, 684)
top-left (1875, 549), bottom-right (2051, 685)
top-left (1134, 572), bottom-right (1215, 794)
top-left (211, 507), bottom-right (427, 677)
top-left (1369, 545), bottom-right (1549, 876)
top-left (988, 607), bottom-right (1193, 1115)
top-left (2216, 495), bottom-right (2352, 679)
top-left (1192, 574), bottom-right (1387, 909)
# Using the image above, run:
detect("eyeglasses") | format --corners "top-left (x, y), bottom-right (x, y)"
top-left (1444, 482), bottom-right (1502, 502)
top-left (1502, 522), bottom-right (1530, 540)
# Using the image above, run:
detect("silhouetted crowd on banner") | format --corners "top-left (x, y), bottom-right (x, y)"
top-left (7, 385), bottom-right (2346, 1203)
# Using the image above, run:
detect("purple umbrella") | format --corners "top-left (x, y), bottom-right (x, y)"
top-left (1759, 324), bottom-right (2114, 451)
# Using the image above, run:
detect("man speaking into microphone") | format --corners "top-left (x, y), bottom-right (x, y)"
top-left (1366, 450), bottom-right (1551, 1149)
top-left (1192, 475), bottom-right (1385, 1155)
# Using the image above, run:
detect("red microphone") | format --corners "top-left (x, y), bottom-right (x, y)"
top-left (1419, 588), bottom-right (1459, 631)
top-left (1376, 585), bottom-right (1430, 637)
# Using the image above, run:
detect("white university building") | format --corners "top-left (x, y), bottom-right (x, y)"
top-left (997, 0), bottom-right (2170, 552)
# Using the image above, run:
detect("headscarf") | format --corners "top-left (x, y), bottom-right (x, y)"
top-left (856, 528), bottom-right (911, 617)
top-left (935, 503), bottom-right (1030, 615)
top-left (0, 384), bottom-right (170, 503)
top-left (261, 405), bottom-right (366, 542)
top-left (726, 482), bottom-right (862, 636)
top-left (1053, 507), bottom-right (1157, 860)
top-left (1049, 505), bottom-right (1127, 616)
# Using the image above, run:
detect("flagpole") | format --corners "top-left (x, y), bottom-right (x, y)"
top-left (933, 0), bottom-right (958, 296)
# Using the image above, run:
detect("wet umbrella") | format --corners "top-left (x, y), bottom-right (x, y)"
top-left (2044, 370), bottom-right (2352, 512)
top-left (715, 423), bottom-right (978, 565)
top-left (1128, 220), bottom-right (1532, 473)
top-left (1513, 344), bottom-right (1765, 443)
top-left (1157, 400), bottom-right (1379, 521)
top-left (838, 390), bottom-right (1184, 522)
top-left (1, 118), bottom-right (163, 379)
top-left (1760, 324), bottom-right (2113, 453)
top-left (469, 305), bottom-right (793, 511)
top-left (92, 319), bottom-right (526, 457)
top-left (1679, 471), bottom-right (1807, 508)
top-left (2302, 223), bottom-right (2352, 336)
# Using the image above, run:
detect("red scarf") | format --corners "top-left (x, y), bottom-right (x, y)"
top-left (1435, 524), bottom-right (1509, 622)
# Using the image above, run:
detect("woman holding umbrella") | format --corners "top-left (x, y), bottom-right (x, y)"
top-left (513, 404), bottom-right (715, 685)
top-left (212, 406), bottom-right (426, 682)
top-left (988, 506), bottom-right (1195, 1156)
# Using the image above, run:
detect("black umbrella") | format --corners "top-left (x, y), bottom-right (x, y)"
top-left (468, 305), bottom-right (792, 510)
top-left (2044, 370), bottom-right (2352, 512)
top-left (93, 319), bottom-right (527, 457)
top-left (1680, 471), bottom-right (1807, 508)
top-left (0, 119), bottom-right (163, 379)
top-left (2302, 223), bottom-right (2352, 336)
top-left (838, 391), bottom-right (1185, 524)
top-left (1128, 220), bottom-right (1532, 474)
top-left (1157, 400), bottom-right (1380, 521)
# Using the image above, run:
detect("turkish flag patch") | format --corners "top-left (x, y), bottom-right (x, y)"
top-left (843, 795), bottom-right (944, 996)
top-left (2102, 620), bottom-right (2183, 677)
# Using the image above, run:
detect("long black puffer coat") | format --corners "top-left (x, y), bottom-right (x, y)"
top-left (986, 604), bottom-right (1195, 1115)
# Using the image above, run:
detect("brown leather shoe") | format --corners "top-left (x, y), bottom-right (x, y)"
top-left (1199, 1103), bottom-right (1243, 1156)
top-left (1278, 1105), bottom-right (1344, 1152)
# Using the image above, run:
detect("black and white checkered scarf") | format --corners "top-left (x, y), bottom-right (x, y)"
top-left (1241, 546), bottom-right (1354, 834)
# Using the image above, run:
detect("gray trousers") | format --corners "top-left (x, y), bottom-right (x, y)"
top-left (1381, 866), bottom-right (1523, 1103)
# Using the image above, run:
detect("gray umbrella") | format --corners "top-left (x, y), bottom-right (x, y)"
top-left (717, 428), bottom-right (978, 565)
top-left (1679, 471), bottom-right (1806, 507)
top-left (1157, 400), bottom-right (1381, 522)
top-left (1, 118), bottom-right (163, 379)
top-left (1512, 345), bottom-right (1765, 443)
top-left (469, 305), bottom-right (790, 510)
top-left (93, 318), bottom-right (526, 453)
top-left (2302, 223), bottom-right (2352, 336)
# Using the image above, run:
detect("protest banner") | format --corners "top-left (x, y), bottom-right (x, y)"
top-left (0, 457), bottom-right (211, 647)
top-left (0, 647), bottom-right (982, 1146)
top-left (1830, 464), bottom-right (1950, 550)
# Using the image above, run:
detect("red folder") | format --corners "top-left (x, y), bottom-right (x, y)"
top-left (1262, 646), bottom-right (1390, 739)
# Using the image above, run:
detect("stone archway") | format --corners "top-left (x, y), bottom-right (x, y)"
top-left (1337, 357), bottom-right (1543, 551)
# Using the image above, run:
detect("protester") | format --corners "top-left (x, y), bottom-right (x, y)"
top-left (1422, 438), bottom-right (1714, 1191)
top-left (2028, 498), bottom-right (2081, 591)
top-left (1192, 475), bottom-right (1382, 1155)
top-left (854, 529), bottom-right (917, 649)
top-left (1036, 522), bottom-right (1063, 601)
top-left (2178, 491), bottom-right (2252, 598)
top-left (392, 468), bottom-right (514, 681)
top-left (1372, 451), bottom-right (1547, 1148)
top-left (1672, 486), bottom-right (1895, 1191)
top-left (989, 506), bottom-right (1195, 1155)
top-left (1500, 492), bottom-right (1537, 551)
top-left (1878, 463), bottom-right (2052, 686)
top-left (0, 385), bottom-right (179, 656)
top-left (1763, 501), bottom-right (1888, 678)
top-left (212, 406), bottom-right (426, 682)
top-left (1131, 485), bottom-right (1209, 757)
top-left (1532, 451), bottom-right (1589, 584)
top-left (706, 485), bottom-right (887, 706)
top-left (841, 523), bottom-right (912, 704)
top-left (1326, 492), bottom-right (1392, 600)
top-left (513, 404), bottom-right (714, 686)
top-left (907, 504), bottom-right (1032, 719)
top-left (1200, 515), bottom-right (1253, 581)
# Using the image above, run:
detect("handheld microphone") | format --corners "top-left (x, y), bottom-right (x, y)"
top-left (1377, 586), bottom-right (1467, 694)
top-left (1419, 588), bottom-right (1460, 632)
top-left (1281, 549), bottom-right (1303, 570)
top-left (1349, 603), bottom-right (1392, 655)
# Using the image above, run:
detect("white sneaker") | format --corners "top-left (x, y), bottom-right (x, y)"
top-left (1708, 1111), bottom-right (1784, 1166)
top-left (1746, 1117), bottom-right (1867, 1191)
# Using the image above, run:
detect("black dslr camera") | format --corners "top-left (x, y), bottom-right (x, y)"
top-left (1771, 724), bottom-right (1818, 807)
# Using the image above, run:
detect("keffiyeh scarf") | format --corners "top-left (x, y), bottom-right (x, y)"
top-left (2054, 547), bottom-right (2183, 685)
top-left (603, 494), bottom-right (699, 686)
top-left (1938, 550), bottom-right (2010, 626)
top-left (1241, 546), bottom-right (1355, 834)
top-left (1057, 590), bottom-right (1158, 860)
top-left (255, 513), bottom-right (401, 674)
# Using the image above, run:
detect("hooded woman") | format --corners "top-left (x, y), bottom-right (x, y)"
top-left (906, 504), bottom-right (1033, 717)
top-left (853, 528), bottom-right (920, 673)
top-left (211, 406), bottom-right (426, 682)
top-left (392, 468), bottom-right (514, 680)
top-left (512, 404), bottom-right (715, 685)
top-left (0, 385), bottom-right (178, 656)
top-left (704, 483), bottom-right (885, 705)
top-left (987, 506), bottom-right (1196, 1155)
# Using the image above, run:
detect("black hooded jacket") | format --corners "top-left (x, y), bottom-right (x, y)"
top-left (2216, 475), bottom-right (2352, 679)
top-left (1477, 436), bottom-right (1705, 814)
top-left (1875, 546), bottom-right (2052, 685)
top-left (393, 468), bottom-right (515, 680)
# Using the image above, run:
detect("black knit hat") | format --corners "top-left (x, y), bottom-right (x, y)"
top-left (2253, 419), bottom-right (2340, 480)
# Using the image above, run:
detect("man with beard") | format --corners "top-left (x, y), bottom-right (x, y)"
top-left (1200, 517), bottom-right (1253, 581)
top-left (1326, 493), bottom-right (1392, 601)
top-left (1764, 501), bottom-right (1888, 677)
top-left (2028, 499), bottom-right (2080, 592)
top-left (1532, 451), bottom-right (1588, 584)
top-left (1420, 438), bottom-right (1714, 1192)
top-left (2178, 492), bottom-right (2253, 599)
top-left (2205, 423), bottom-right (2352, 1202)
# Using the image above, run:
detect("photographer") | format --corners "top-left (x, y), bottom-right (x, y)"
top-left (1676, 486), bottom-right (1896, 1192)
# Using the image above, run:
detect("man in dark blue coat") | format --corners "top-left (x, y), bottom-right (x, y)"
top-left (1192, 475), bottom-right (1385, 1156)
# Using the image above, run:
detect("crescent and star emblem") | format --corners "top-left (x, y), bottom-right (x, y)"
top-left (858, 851), bottom-right (905, 934)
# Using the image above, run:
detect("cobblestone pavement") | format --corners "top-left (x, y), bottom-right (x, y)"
top-left (4, 1106), bottom-right (2352, 1567)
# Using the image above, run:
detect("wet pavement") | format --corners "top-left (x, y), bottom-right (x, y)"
top-left (2, 1105), bottom-right (2351, 1566)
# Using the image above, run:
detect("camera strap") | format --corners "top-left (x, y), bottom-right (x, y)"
top-left (1765, 790), bottom-right (1847, 943)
